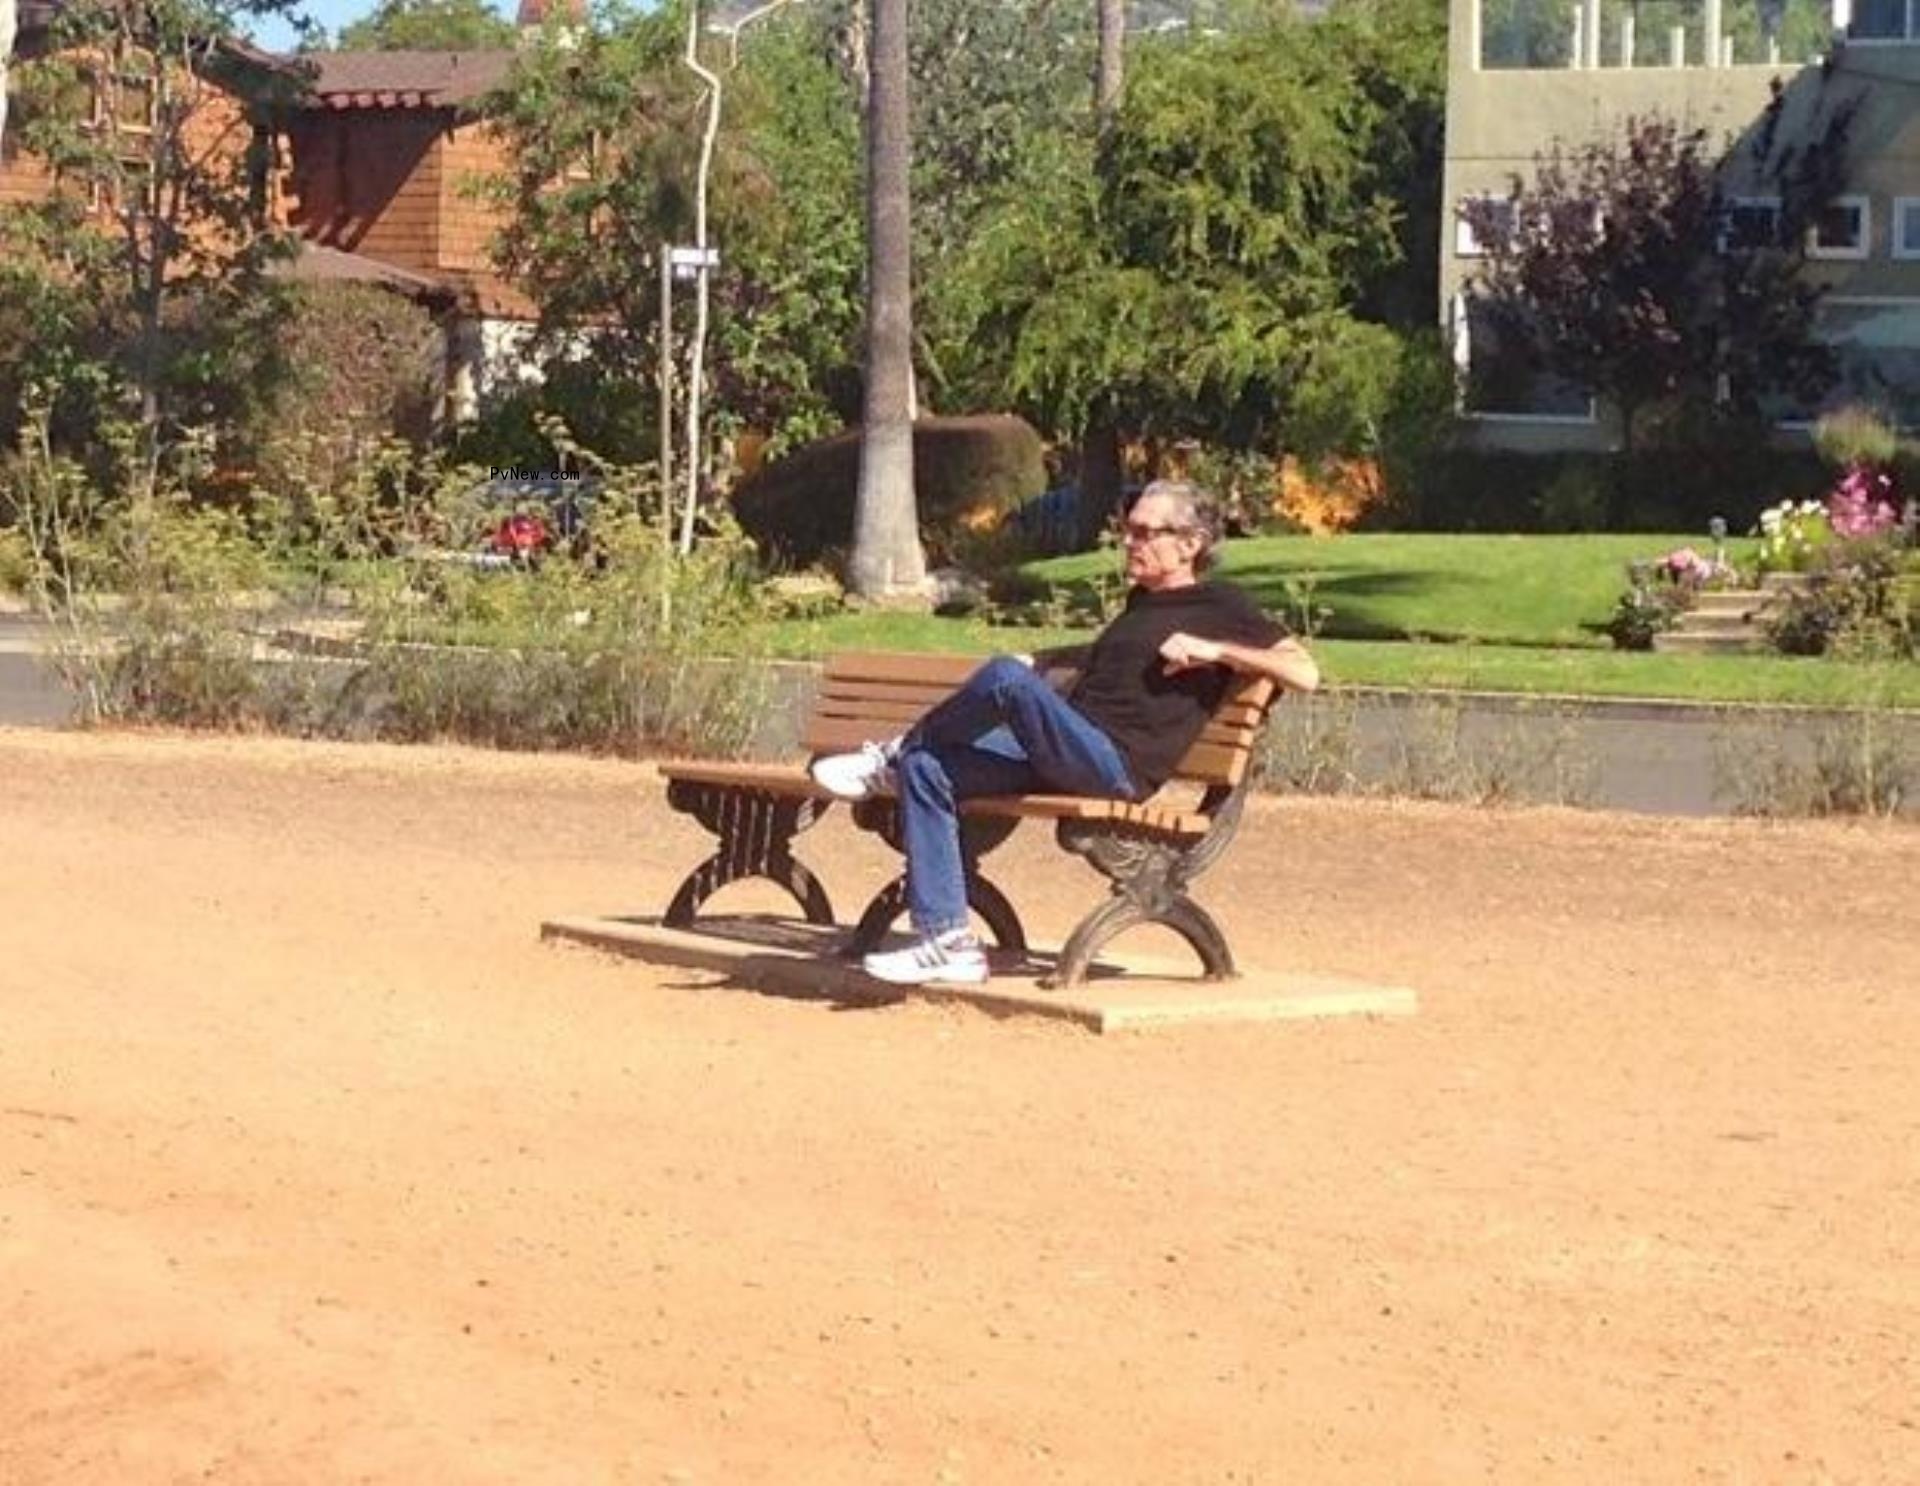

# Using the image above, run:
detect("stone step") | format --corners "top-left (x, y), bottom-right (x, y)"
top-left (1651, 630), bottom-right (1770, 655)
top-left (1670, 611), bottom-right (1767, 635)
top-left (1690, 590), bottom-right (1776, 618)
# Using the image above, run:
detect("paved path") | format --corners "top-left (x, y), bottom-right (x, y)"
top-left (0, 617), bottom-right (70, 727)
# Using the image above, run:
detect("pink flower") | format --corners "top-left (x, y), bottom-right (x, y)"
top-left (1828, 465), bottom-right (1900, 540)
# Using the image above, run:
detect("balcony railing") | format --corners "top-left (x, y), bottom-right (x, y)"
top-left (1479, 0), bottom-right (1840, 70)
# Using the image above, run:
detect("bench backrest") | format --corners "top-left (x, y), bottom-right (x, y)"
top-left (800, 652), bottom-right (1276, 790)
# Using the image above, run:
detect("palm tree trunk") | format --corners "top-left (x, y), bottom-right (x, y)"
top-left (1096, 0), bottom-right (1123, 120)
top-left (1075, 0), bottom-right (1127, 551)
top-left (0, 0), bottom-right (16, 159)
top-left (847, 0), bottom-right (927, 600)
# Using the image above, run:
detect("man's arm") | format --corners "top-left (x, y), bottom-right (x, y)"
top-left (1159, 632), bottom-right (1320, 694)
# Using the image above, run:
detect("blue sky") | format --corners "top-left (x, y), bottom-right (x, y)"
top-left (247, 0), bottom-right (521, 52)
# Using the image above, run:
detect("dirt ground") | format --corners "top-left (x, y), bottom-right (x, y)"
top-left (1, 728), bottom-right (1915, 1485)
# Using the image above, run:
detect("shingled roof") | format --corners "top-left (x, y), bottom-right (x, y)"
top-left (294, 50), bottom-right (516, 112)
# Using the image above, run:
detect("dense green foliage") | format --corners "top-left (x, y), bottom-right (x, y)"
top-left (0, 0), bottom-right (303, 480)
top-left (335, 0), bottom-right (516, 51)
top-left (731, 415), bottom-right (1046, 569)
top-left (476, 0), bottom-right (1452, 489)
top-left (936, 0), bottom-right (1449, 460)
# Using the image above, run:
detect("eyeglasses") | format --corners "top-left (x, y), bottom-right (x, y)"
top-left (1120, 521), bottom-right (1193, 545)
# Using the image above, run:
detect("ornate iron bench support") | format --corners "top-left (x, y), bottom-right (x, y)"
top-left (844, 802), bottom-right (1028, 960)
top-left (1044, 783), bottom-right (1249, 990)
top-left (663, 781), bottom-right (836, 928)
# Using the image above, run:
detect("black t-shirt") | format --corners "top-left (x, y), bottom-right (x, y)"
top-left (1068, 580), bottom-right (1286, 795)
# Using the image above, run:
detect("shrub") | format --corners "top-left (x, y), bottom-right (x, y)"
top-left (448, 363), bottom-right (660, 475)
top-left (1606, 563), bottom-right (1691, 650)
top-left (240, 283), bottom-right (442, 504)
top-left (7, 405), bottom-right (772, 757)
top-left (1767, 543), bottom-right (1914, 660)
top-left (0, 526), bottom-right (30, 595)
top-left (1535, 460), bottom-right (1611, 533)
top-left (1388, 445), bottom-right (1826, 534)
top-left (1827, 465), bottom-right (1901, 541)
top-left (1812, 405), bottom-right (1900, 472)
top-left (729, 414), bottom-right (1047, 569)
top-left (1755, 500), bottom-right (1833, 574)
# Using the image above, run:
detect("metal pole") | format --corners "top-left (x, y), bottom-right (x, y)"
top-left (658, 246), bottom-right (674, 530)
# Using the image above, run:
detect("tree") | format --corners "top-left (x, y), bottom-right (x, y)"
top-left (846, 0), bottom-right (926, 599)
top-left (1, 0), bottom-right (301, 478)
top-left (1074, 0), bottom-right (1126, 548)
top-left (483, 5), bottom-right (866, 469)
top-left (336, 0), bottom-right (516, 52)
top-left (943, 6), bottom-right (1428, 466)
top-left (1463, 108), bottom-right (1850, 502)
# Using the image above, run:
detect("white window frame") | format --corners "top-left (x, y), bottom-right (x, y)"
top-left (1893, 197), bottom-right (1920, 260)
top-left (1719, 195), bottom-right (1783, 253)
top-left (1454, 195), bottom-right (1516, 258)
top-left (1808, 195), bottom-right (1872, 261)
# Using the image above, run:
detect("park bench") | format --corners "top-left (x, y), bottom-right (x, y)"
top-left (658, 651), bottom-right (1279, 989)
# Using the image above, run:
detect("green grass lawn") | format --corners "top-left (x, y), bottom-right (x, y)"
top-left (761, 531), bottom-right (1918, 709)
top-left (763, 610), bottom-right (1919, 708)
top-left (1031, 532), bottom-right (1762, 648)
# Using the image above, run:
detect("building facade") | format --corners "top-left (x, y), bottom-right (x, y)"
top-left (1441, 0), bottom-right (1920, 447)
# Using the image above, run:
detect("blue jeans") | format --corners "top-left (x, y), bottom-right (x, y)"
top-left (895, 656), bottom-right (1136, 936)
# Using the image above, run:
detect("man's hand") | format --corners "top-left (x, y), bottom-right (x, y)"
top-left (1159, 632), bottom-right (1224, 673)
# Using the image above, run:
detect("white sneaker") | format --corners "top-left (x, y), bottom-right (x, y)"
top-left (809, 739), bottom-right (899, 800)
top-left (863, 931), bottom-right (989, 986)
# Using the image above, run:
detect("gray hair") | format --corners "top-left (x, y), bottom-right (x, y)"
top-left (1136, 478), bottom-right (1221, 574)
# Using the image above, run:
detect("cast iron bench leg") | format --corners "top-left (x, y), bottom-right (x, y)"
top-left (1044, 785), bottom-right (1248, 990)
top-left (844, 802), bottom-right (1029, 960)
top-left (845, 873), bottom-right (1028, 961)
top-left (1044, 889), bottom-right (1235, 990)
top-left (663, 782), bottom-right (836, 928)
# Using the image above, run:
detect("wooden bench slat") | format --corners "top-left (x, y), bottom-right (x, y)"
top-left (960, 795), bottom-right (1209, 836)
top-left (802, 718), bottom-right (913, 754)
top-left (660, 759), bottom-right (818, 791)
top-left (816, 678), bottom-right (979, 708)
top-left (1175, 739), bottom-right (1257, 787)
top-left (810, 699), bottom-right (944, 726)
top-left (824, 652), bottom-right (982, 685)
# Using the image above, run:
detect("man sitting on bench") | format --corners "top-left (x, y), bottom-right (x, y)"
top-left (809, 480), bottom-right (1322, 987)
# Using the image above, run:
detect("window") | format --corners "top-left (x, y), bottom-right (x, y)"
top-left (1455, 195), bottom-right (1516, 258)
top-left (1453, 294), bottom-right (1595, 421)
top-left (1720, 196), bottom-right (1783, 253)
top-left (1772, 299), bottom-right (1920, 429)
top-left (1894, 199), bottom-right (1920, 261)
top-left (1809, 196), bottom-right (1871, 260)
top-left (85, 63), bottom-right (161, 215)
top-left (1849, 0), bottom-right (1919, 41)
top-left (92, 68), bottom-right (159, 140)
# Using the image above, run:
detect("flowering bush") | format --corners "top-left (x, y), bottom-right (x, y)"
top-left (1657, 546), bottom-right (1737, 587)
top-left (1606, 574), bottom-right (1689, 650)
top-left (1606, 548), bottom-right (1732, 650)
top-left (1826, 465), bottom-right (1901, 540)
top-left (1766, 543), bottom-right (1914, 659)
top-left (1756, 500), bottom-right (1833, 574)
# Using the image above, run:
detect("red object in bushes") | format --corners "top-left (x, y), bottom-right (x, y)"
top-left (491, 512), bottom-right (550, 556)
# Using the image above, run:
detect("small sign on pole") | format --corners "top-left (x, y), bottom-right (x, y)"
top-left (669, 245), bottom-right (721, 280)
